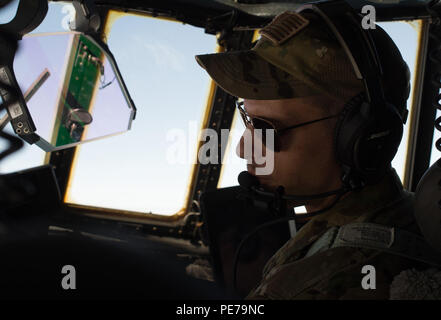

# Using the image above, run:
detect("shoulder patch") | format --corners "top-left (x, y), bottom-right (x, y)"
top-left (259, 12), bottom-right (309, 46)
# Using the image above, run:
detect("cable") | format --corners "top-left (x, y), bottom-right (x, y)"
top-left (232, 189), bottom-right (348, 294)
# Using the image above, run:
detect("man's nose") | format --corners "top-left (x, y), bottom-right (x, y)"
top-left (236, 132), bottom-right (246, 159)
top-left (236, 128), bottom-right (259, 161)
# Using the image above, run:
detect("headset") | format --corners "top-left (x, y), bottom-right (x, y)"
top-left (298, 0), bottom-right (405, 189)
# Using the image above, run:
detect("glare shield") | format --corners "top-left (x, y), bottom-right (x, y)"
top-left (12, 32), bottom-right (135, 151)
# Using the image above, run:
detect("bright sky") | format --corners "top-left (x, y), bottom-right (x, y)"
top-left (0, 1), bottom-right (431, 216)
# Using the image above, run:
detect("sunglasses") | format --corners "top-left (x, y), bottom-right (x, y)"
top-left (236, 101), bottom-right (340, 152)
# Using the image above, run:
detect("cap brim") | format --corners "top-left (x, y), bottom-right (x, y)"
top-left (195, 50), bottom-right (316, 100)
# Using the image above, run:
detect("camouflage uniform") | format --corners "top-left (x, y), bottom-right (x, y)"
top-left (246, 169), bottom-right (431, 299)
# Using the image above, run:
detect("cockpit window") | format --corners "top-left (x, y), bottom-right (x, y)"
top-left (64, 12), bottom-right (216, 216)
top-left (218, 20), bottom-right (423, 188)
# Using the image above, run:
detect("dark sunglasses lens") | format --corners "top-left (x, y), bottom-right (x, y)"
top-left (252, 118), bottom-right (278, 151)
top-left (252, 118), bottom-right (274, 131)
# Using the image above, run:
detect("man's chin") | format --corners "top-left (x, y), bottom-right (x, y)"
top-left (255, 179), bottom-right (306, 208)
top-left (246, 168), bottom-right (278, 190)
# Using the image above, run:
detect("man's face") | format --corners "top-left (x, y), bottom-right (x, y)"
top-left (236, 96), bottom-right (343, 207)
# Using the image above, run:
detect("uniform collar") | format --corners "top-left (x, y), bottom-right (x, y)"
top-left (263, 169), bottom-right (407, 272)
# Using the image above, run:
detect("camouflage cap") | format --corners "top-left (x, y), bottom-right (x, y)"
top-left (195, 10), bottom-right (410, 115)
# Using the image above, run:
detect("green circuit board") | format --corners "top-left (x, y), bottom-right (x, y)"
top-left (54, 34), bottom-right (102, 147)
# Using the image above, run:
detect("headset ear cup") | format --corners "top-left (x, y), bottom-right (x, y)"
top-left (354, 101), bottom-right (403, 175)
top-left (335, 93), bottom-right (403, 185)
top-left (334, 93), bottom-right (367, 173)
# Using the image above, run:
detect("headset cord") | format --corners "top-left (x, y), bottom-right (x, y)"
top-left (232, 189), bottom-right (349, 295)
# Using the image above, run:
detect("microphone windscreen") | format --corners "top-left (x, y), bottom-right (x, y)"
top-left (238, 171), bottom-right (259, 189)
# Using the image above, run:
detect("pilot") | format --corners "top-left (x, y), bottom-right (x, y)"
top-left (195, 3), bottom-right (441, 299)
